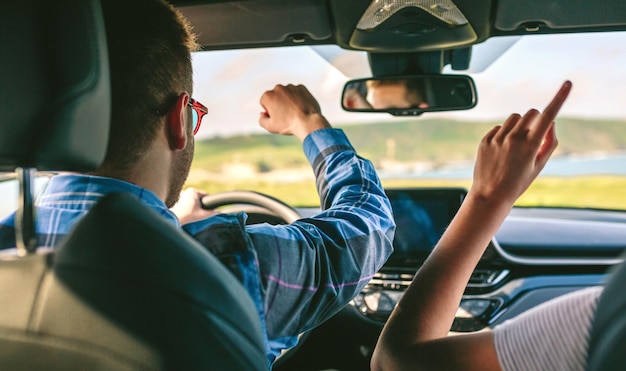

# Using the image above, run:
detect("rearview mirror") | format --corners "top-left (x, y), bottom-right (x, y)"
top-left (342, 74), bottom-right (477, 116)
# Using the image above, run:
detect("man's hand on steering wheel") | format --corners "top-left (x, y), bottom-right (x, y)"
top-left (170, 187), bottom-right (219, 225)
top-left (171, 188), bottom-right (302, 226)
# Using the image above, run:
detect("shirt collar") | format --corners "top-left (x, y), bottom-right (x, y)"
top-left (38, 174), bottom-right (180, 227)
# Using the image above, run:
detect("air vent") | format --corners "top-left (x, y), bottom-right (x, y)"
top-left (467, 269), bottom-right (509, 288)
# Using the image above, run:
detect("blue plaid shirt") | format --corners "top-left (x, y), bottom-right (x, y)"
top-left (0, 128), bottom-right (395, 365)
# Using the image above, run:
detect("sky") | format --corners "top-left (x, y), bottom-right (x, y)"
top-left (191, 31), bottom-right (626, 138)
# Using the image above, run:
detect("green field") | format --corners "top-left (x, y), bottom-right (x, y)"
top-left (188, 117), bottom-right (626, 209)
top-left (193, 117), bottom-right (626, 172)
top-left (186, 176), bottom-right (626, 210)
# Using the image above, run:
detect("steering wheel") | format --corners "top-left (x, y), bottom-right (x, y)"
top-left (200, 190), bottom-right (301, 224)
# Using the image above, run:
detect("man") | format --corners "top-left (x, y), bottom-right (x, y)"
top-left (343, 78), bottom-right (429, 110)
top-left (0, 0), bottom-right (395, 365)
top-left (371, 81), bottom-right (600, 371)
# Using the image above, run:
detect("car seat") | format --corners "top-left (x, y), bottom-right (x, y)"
top-left (586, 250), bottom-right (626, 371)
top-left (0, 0), bottom-right (266, 369)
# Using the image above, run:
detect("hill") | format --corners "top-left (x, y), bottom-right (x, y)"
top-left (192, 117), bottom-right (626, 173)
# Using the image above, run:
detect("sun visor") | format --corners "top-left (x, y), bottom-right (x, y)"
top-left (495, 0), bottom-right (626, 32)
top-left (349, 0), bottom-right (477, 52)
top-left (179, 0), bottom-right (332, 49)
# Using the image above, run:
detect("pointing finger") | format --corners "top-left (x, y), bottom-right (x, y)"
top-left (541, 80), bottom-right (572, 127)
top-left (530, 80), bottom-right (572, 141)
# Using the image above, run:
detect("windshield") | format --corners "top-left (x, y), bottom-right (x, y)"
top-left (186, 31), bottom-right (626, 210)
top-left (1, 32), bottom-right (624, 216)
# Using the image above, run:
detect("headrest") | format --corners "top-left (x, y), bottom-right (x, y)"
top-left (0, 0), bottom-right (110, 172)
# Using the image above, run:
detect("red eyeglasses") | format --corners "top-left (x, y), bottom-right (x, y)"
top-left (188, 98), bottom-right (208, 135)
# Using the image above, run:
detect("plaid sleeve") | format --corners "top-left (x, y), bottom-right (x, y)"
top-left (247, 128), bottom-right (395, 349)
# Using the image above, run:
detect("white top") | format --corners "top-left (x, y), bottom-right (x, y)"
top-left (493, 286), bottom-right (603, 371)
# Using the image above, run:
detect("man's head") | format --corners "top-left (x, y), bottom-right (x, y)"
top-left (98, 0), bottom-right (199, 207)
top-left (366, 79), bottom-right (429, 110)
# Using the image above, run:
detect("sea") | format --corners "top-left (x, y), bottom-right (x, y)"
top-left (379, 152), bottom-right (626, 179)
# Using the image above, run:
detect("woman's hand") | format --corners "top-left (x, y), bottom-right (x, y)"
top-left (471, 80), bottom-right (572, 206)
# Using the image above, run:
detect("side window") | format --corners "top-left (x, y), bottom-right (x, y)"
top-left (0, 175), bottom-right (51, 219)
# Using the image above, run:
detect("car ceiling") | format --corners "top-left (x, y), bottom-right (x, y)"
top-left (171, 0), bottom-right (626, 53)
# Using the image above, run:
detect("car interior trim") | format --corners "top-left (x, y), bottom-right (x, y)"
top-left (491, 237), bottom-right (625, 266)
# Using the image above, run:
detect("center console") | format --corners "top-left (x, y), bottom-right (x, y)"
top-left (352, 188), bottom-right (509, 331)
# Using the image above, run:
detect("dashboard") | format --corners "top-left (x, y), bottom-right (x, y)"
top-left (352, 187), bottom-right (622, 330)
top-left (279, 187), bottom-right (626, 370)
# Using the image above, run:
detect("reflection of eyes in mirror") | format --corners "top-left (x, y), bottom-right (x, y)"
top-left (343, 79), bottom-right (428, 110)
top-left (342, 78), bottom-right (429, 110)
top-left (365, 79), bottom-right (430, 110)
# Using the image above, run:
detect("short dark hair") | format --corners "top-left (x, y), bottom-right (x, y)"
top-left (99, 0), bottom-right (198, 171)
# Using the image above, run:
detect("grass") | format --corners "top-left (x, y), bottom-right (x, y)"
top-left (188, 117), bottom-right (626, 209)
top-left (185, 175), bottom-right (626, 210)
top-left (515, 176), bottom-right (626, 210)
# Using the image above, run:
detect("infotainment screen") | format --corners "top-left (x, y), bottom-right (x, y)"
top-left (385, 188), bottom-right (467, 267)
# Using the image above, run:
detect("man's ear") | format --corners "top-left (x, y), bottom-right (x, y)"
top-left (167, 92), bottom-right (190, 150)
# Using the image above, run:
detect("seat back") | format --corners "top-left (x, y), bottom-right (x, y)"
top-left (0, 193), bottom-right (267, 370)
top-left (0, 0), bottom-right (267, 369)
top-left (586, 251), bottom-right (626, 371)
